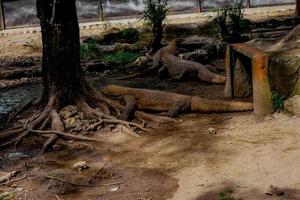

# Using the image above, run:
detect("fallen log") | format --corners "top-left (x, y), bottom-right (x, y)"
top-left (102, 85), bottom-right (253, 117)
top-left (0, 66), bottom-right (41, 79)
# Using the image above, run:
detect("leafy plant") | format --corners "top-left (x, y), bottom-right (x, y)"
top-left (101, 52), bottom-right (141, 65)
top-left (219, 192), bottom-right (236, 200)
top-left (120, 28), bottom-right (140, 44)
top-left (214, 0), bottom-right (251, 43)
top-left (272, 91), bottom-right (285, 110)
top-left (142, 0), bottom-right (169, 52)
top-left (0, 192), bottom-right (14, 200)
top-left (80, 41), bottom-right (98, 60)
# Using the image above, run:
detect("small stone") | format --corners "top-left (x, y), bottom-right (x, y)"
top-left (110, 186), bottom-right (119, 192)
top-left (208, 127), bottom-right (217, 135)
top-left (72, 161), bottom-right (89, 171)
top-left (265, 114), bottom-right (274, 121)
top-left (16, 188), bottom-right (24, 192)
top-left (284, 95), bottom-right (300, 116)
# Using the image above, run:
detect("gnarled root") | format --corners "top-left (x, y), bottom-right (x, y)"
top-left (0, 88), bottom-right (173, 154)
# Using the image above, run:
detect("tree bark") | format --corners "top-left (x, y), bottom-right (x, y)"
top-left (37, 0), bottom-right (87, 108)
top-left (151, 22), bottom-right (163, 54)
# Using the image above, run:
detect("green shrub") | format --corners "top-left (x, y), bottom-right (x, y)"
top-left (214, 0), bottom-right (251, 43)
top-left (120, 28), bottom-right (140, 44)
top-left (80, 41), bottom-right (98, 60)
top-left (142, 0), bottom-right (169, 52)
top-left (272, 91), bottom-right (285, 110)
top-left (101, 52), bottom-right (141, 65)
top-left (219, 192), bottom-right (236, 200)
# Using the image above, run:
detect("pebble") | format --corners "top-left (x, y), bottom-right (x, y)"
top-left (208, 127), bottom-right (217, 135)
top-left (72, 161), bottom-right (89, 171)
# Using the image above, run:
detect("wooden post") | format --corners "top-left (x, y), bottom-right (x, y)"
top-left (0, 0), bottom-right (5, 30)
top-left (296, 0), bottom-right (300, 16)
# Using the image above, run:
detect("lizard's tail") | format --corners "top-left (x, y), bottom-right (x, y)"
top-left (191, 97), bottom-right (253, 112)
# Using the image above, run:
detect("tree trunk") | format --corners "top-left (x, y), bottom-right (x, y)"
top-left (297, 0), bottom-right (300, 16)
top-left (37, 0), bottom-right (87, 108)
top-left (151, 22), bottom-right (163, 54)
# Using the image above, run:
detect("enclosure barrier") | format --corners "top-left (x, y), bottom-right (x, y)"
top-left (0, 0), bottom-right (296, 30)
top-left (225, 44), bottom-right (274, 115)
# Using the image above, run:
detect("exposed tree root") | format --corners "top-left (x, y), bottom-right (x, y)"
top-left (0, 83), bottom-right (254, 154)
top-left (0, 88), bottom-right (174, 154)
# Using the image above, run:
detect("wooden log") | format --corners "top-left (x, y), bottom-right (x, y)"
top-left (102, 85), bottom-right (253, 114)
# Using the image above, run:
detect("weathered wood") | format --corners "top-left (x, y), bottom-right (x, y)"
top-left (102, 85), bottom-right (254, 115)
top-left (297, 0), bottom-right (300, 16)
top-left (0, 0), bottom-right (5, 30)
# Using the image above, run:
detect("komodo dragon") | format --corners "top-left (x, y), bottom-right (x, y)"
top-left (153, 40), bottom-right (226, 84)
top-left (102, 85), bottom-right (253, 119)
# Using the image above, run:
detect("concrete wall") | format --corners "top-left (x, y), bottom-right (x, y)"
top-left (0, 0), bottom-right (296, 29)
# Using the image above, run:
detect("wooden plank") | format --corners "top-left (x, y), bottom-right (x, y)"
top-left (0, 0), bottom-right (5, 30)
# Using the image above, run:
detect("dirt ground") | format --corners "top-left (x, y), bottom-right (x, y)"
top-left (1, 112), bottom-right (300, 200)
top-left (1, 6), bottom-right (300, 200)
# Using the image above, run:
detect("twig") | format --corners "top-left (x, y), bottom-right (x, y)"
top-left (29, 128), bottom-right (105, 142)
top-left (0, 170), bottom-right (20, 183)
top-left (7, 100), bottom-right (34, 124)
top-left (88, 162), bottom-right (108, 183)
top-left (206, 117), bottom-right (232, 126)
top-left (55, 195), bottom-right (61, 200)
top-left (45, 174), bottom-right (96, 187)
top-left (0, 175), bottom-right (27, 186)
top-left (45, 174), bottom-right (123, 187)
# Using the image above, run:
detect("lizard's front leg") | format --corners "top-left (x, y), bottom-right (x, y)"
top-left (121, 95), bottom-right (136, 120)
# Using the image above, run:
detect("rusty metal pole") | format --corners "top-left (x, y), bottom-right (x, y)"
top-left (0, 0), bottom-right (5, 30)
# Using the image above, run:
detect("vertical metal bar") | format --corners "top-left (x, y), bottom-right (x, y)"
top-left (0, 0), bottom-right (5, 30)
top-left (199, 0), bottom-right (202, 12)
top-left (98, 0), bottom-right (104, 21)
top-left (247, 0), bottom-right (251, 8)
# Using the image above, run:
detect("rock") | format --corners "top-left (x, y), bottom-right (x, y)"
top-left (268, 49), bottom-right (300, 98)
top-left (265, 114), bottom-right (274, 121)
top-left (72, 161), bottom-right (89, 171)
top-left (233, 57), bottom-right (252, 98)
top-left (180, 36), bottom-right (217, 51)
top-left (110, 186), bottom-right (119, 192)
top-left (208, 127), bottom-right (217, 135)
top-left (284, 95), bottom-right (300, 116)
top-left (6, 152), bottom-right (29, 159)
top-left (84, 61), bottom-right (110, 73)
top-left (179, 49), bottom-right (208, 62)
top-left (132, 56), bottom-right (151, 67)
